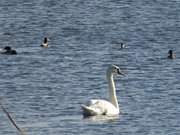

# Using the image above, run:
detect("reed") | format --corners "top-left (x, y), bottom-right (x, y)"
top-left (0, 103), bottom-right (27, 135)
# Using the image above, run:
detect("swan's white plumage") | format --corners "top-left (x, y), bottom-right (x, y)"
top-left (82, 65), bottom-right (123, 117)
top-left (82, 99), bottom-right (119, 116)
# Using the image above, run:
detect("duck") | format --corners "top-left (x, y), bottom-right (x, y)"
top-left (112, 41), bottom-right (126, 49)
top-left (0, 46), bottom-right (17, 55)
top-left (81, 65), bottom-right (124, 117)
top-left (40, 37), bottom-right (48, 48)
top-left (120, 43), bottom-right (126, 49)
top-left (168, 50), bottom-right (175, 59)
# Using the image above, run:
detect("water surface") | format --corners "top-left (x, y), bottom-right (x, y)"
top-left (0, 0), bottom-right (180, 135)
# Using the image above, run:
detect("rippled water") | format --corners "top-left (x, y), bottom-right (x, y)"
top-left (0, 0), bottom-right (180, 135)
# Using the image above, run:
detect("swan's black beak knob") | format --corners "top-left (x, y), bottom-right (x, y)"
top-left (117, 69), bottom-right (125, 76)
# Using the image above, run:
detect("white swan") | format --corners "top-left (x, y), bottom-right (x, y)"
top-left (82, 65), bottom-right (124, 117)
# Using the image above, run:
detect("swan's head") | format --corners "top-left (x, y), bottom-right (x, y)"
top-left (109, 65), bottom-right (124, 76)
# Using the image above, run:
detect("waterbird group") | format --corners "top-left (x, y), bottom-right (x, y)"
top-left (0, 38), bottom-right (176, 119)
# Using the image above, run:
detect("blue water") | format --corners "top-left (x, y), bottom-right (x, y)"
top-left (0, 0), bottom-right (180, 135)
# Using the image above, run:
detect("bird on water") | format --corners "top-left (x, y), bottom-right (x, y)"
top-left (81, 65), bottom-right (124, 117)
top-left (41, 37), bottom-right (49, 48)
top-left (168, 50), bottom-right (175, 59)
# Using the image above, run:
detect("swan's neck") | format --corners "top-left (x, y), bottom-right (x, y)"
top-left (107, 72), bottom-right (119, 109)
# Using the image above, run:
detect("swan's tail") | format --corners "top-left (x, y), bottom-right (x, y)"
top-left (81, 105), bottom-right (99, 117)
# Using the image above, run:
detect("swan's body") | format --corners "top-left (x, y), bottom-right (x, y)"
top-left (82, 99), bottom-right (119, 116)
top-left (41, 37), bottom-right (48, 48)
top-left (82, 65), bottom-right (123, 117)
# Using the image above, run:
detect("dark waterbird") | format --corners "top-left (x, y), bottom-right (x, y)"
top-left (40, 37), bottom-right (49, 48)
top-left (0, 46), bottom-right (17, 55)
top-left (168, 50), bottom-right (176, 59)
